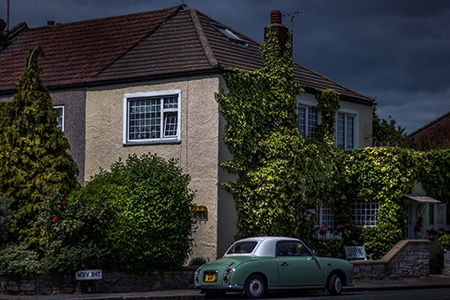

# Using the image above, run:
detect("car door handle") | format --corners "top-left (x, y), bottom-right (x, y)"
top-left (281, 262), bottom-right (289, 267)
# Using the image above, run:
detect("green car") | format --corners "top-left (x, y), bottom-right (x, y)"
top-left (194, 236), bottom-right (353, 298)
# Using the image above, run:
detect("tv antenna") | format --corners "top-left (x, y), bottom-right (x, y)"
top-left (282, 6), bottom-right (319, 48)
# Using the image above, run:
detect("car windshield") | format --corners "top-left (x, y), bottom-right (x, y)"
top-left (226, 241), bottom-right (257, 254)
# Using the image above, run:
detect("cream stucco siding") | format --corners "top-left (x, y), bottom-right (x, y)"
top-left (85, 76), bottom-right (221, 260)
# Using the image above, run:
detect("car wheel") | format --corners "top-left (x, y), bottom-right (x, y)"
top-left (245, 275), bottom-right (265, 299)
top-left (327, 273), bottom-right (343, 295)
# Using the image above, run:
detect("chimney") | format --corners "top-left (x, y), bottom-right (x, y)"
top-left (47, 20), bottom-right (55, 26)
top-left (264, 10), bottom-right (289, 50)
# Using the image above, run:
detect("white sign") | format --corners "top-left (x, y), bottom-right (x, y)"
top-left (76, 269), bottom-right (102, 280)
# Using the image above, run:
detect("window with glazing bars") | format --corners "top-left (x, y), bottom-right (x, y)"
top-left (297, 104), bottom-right (318, 137)
top-left (336, 112), bottom-right (355, 150)
top-left (319, 204), bottom-right (335, 228)
top-left (127, 95), bottom-right (179, 141)
top-left (352, 200), bottom-right (379, 226)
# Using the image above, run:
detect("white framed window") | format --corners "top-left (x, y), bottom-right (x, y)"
top-left (297, 102), bottom-right (319, 138)
top-left (352, 199), bottom-right (379, 227)
top-left (296, 100), bottom-right (358, 150)
top-left (123, 91), bottom-right (181, 145)
top-left (318, 204), bottom-right (335, 228)
top-left (53, 106), bottom-right (64, 132)
top-left (336, 110), bottom-right (358, 150)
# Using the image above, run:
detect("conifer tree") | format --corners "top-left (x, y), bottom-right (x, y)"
top-left (0, 46), bottom-right (79, 246)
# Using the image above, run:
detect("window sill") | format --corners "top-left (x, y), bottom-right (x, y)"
top-left (123, 139), bottom-right (181, 147)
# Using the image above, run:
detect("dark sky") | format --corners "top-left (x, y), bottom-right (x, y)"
top-left (2, 0), bottom-right (450, 134)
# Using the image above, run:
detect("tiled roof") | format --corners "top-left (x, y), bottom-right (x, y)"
top-left (0, 6), bottom-right (373, 104)
top-left (0, 6), bottom-right (183, 90)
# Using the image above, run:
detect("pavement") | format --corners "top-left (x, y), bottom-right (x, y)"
top-left (1, 275), bottom-right (450, 300)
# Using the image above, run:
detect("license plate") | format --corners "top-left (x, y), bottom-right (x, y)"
top-left (204, 273), bottom-right (216, 282)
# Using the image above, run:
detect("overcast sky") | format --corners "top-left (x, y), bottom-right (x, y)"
top-left (2, 0), bottom-right (450, 134)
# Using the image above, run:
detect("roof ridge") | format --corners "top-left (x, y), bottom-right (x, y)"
top-left (189, 8), bottom-right (219, 68)
top-left (28, 5), bottom-right (184, 30)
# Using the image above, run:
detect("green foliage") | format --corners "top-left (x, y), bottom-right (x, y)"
top-left (439, 234), bottom-right (450, 250)
top-left (80, 153), bottom-right (195, 272)
top-left (0, 196), bottom-right (11, 242)
top-left (35, 193), bottom-right (110, 274)
top-left (372, 107), bottom-right (406, 146)
top-left (189, 256), bottom-right (208, 266)
top-left (0, 46), bottom-right (79, 246)
top-left (315, 89), bottom-right (340, 145)
top-left (420, 150), bottom-right (450, 203)
top-left (217, 25), bottom-right (345, 243)
top-left (344, 147), bottom-right (423, 258)
top-left (0, 244), bottom-right (42, 275)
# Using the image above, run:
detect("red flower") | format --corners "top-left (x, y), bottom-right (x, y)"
top-left (63, 200), bottom-right (68, 206)
top-left (53, 216), bottom-right (58, 222)
top-left (35, 222), bottom-right (41, 228)
top-left (37, 202), bottom-right (41, 207)
top-left (58, 205), bottom-right (62, 210)
top-left (99, 203), bottom-right (105, 208)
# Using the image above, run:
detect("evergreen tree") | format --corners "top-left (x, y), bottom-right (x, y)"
top-left (372, 107), bottom-right (406, 146)
top-left (0, 46), bottom-right (79, 246)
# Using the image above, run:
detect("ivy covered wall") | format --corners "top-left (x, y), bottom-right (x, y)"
top-left (216, 22), bottom-right (450, 259)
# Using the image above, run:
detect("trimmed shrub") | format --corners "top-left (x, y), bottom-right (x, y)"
top-left (80, 153), bottom-right (195, 272)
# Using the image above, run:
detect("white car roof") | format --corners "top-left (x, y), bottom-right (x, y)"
top-left (224, 236), bottom-right (302, 257)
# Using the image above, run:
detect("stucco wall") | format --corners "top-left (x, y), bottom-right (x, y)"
top-left (85, 76), bottom-right (221, 261)
top-left (50, 89), bottom-right (86, 184)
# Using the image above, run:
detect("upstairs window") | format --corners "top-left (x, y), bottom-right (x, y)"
top-left (296, 100), bottom-right (358, 150)
top-left (297, 103), bottom-right (318, 138)
top-left (336, 112), bottom-right (356, 150)
top-left (53, 106), bottom-right (64, 132)
top-left (123, 91), bottom-right (181, 145)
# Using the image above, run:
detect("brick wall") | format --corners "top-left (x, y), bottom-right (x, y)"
top-left (352, 240), bottom-right (430, 279)
top-left (406, 112), bottom-right (450, 150)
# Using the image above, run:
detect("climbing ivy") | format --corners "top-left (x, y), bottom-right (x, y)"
top-left (344, 147), bottom-right (423, 258)
top-left (216, 22), bottom-right (450, 259)
top-left (420, 149), bottom-right (450, 203)
top-left (315, 89), bottom-right (340, 145)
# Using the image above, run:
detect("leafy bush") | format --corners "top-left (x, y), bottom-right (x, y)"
top-left (439, 234), bottom-right (450, 250)
top-left (80, 153), bottom-right (195, 272)
top-left (0, 244), bottom-right (42, 275)
top-left (0, 196), bottom-right (11, 244)
top-left (35, 193), bottom-right (110, 274)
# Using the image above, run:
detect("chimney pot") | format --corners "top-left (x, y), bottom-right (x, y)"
top-left (47, 21), bottom-right (55, 26)
top-left (270, 10), bottom-right (282, 25)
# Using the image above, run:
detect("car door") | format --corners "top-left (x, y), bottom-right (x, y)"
top-left (276, 240), bottom-right (324, 286)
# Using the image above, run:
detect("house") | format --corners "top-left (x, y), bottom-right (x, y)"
top-left (0, 5), bottom-right (374, 259)
top-left (404, 112), bottom-right (450, 243)
top-left (405, 111), bottom-right (450, 150)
